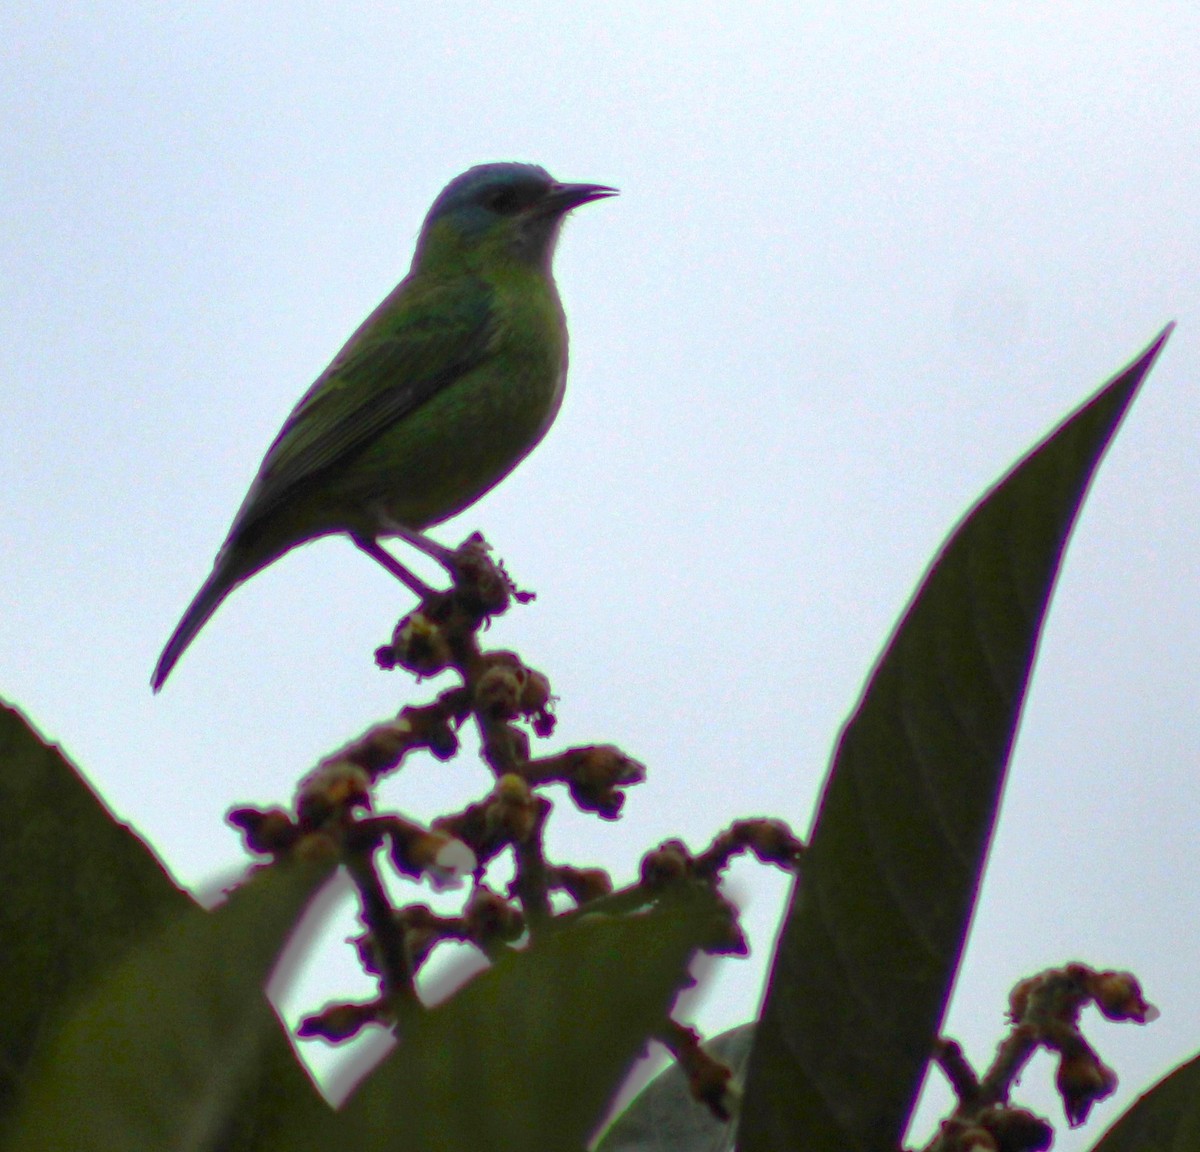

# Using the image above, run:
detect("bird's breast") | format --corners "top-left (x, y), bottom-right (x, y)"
top-left (350, 269), bottom-right (569, 532)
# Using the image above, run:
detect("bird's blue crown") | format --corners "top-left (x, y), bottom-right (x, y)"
top-left (424, 162), bottom-right (555, 229)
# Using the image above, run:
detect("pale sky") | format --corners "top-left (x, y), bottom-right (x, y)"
top-left (3, 5), bottom-right (1198, 1145)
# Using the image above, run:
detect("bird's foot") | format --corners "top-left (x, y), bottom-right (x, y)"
top-left (358, 530), bottom-right (534, 624)
top-left (445, 533), bottom-right (535, 615)
top-left (374, 533), bottom-right (538, 676)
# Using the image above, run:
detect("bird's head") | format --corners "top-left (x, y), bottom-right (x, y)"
top-left (413, 163), bottom-right (616, 272)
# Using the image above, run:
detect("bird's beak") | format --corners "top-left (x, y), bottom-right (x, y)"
top-left (536, 182), bottom-right (619, 217)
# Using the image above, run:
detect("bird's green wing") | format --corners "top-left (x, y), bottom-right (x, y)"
top-left (232, 275), bottom-right (496, 536)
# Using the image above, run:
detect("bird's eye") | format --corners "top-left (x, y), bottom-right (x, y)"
top-left (485, 187), bottom-right (522, 214)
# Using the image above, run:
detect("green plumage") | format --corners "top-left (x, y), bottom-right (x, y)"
top-left (152, 163), bottom-right (614, 690)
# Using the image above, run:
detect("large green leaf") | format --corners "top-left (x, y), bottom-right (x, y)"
top-left (1089, 1053), bottom-right (1200, 1152)
top-left (266, 892), bottom-right (716, 1152)
top-left (738, 327), bottom-right (1174, 1152)
top-left (594, 1023), bottom-right (755, 1152)
top-left (1, 860), bottom-right (333, 1152)
top-left (0, 702), bottom-right (190, 1121)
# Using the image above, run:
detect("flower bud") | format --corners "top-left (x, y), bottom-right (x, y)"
top-left (1056, 1050), bottom-right (1117, 1127)
top-left (297, 761), bottom-right (371, 824)
top-left (485, 773), bottom-right (538, 841)
top-left (391, 611), bottom-right (453, 676)
top-left (293, 830), bottom-right (340, 864)
top-left (227, 807), bottom-right (298, 855)
top-left (1088, 970), bottom-right (1159, 1023)
top-left (981, 1105), bottom-right (1053, 1152)
top-left (464, 886), bottom-right (524, 945)
top-left (519, 668), bottom-right (552, 713)
top-left (475, 660), bottom-right (525, 720)
top-left (641, 840), bottom-right (692, 887)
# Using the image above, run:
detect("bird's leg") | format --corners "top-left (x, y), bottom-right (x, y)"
top-left (385, 522), bottom-right (460, 571)
top-left (353, 535), bottom-right (436, 599)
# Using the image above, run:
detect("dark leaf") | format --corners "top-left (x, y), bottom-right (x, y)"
top-left (0, 702), bottom-right (190, 1121)
top-left (738, 327), bottom-right (1174, 1152)
top-left (1088, 1053), bottom-right (1200, 1152)
top-left (266, 889), bottom-right (718, 1152)
top-left (1, 860), bottom-right (333, 1152)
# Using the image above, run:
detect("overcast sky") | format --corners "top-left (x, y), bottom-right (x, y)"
top-left (3, 4), bottom-right (1198, 1144)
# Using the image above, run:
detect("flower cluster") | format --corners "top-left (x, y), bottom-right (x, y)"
top-left (227, 534), bottom-right (805, 1113)
top-left (927, 964), bottom-right (1158, 1152)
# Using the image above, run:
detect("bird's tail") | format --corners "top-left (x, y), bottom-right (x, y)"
top-left (151, 566), bottom-right (240, 692)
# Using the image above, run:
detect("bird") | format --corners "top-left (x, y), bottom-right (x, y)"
top-left (151, 162), bottom-right (616, 691)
